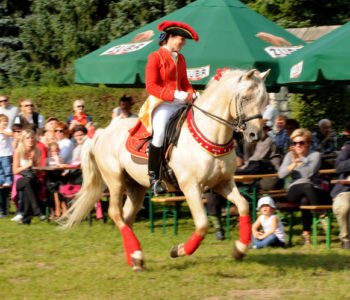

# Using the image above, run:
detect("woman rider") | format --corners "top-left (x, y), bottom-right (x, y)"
top-left (139, 20), bottom-right (199, 195)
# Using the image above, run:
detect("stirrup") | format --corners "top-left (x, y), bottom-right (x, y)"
top-left (151, 180), bottom-right (166, 196)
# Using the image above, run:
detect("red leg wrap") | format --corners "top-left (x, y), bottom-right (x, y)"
top-left (184, 232), bottom-right (204, 255)
top-left (120, 225), bottom-right (142, 266)
top-left (239, 215), bottom-right (251, 245)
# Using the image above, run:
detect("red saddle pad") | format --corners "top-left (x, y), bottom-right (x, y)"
top-left (125, 120), bottom-right (151, 159)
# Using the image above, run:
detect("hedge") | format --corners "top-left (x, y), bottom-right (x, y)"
top-left (0, 85), bottom-right (147, 128)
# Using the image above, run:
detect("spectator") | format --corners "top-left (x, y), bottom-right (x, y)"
top-left (262, 97), bottom-right (277, 128)
top-left (112, 94), bottom-right (138, 120)
top-left (311, 119), bottom-right (337, 155)
top-left (44, 117), bottom-right (59, 132)
top-left (269, 115), bottom-right (290, 156)
top-left (11, 124), bottom-right (23, 150)
top-left (0, 95), bottom-right (19, 129)
top-left (278, 128), bottom-right (330, 245)
top-left (0, 114), bottom-right (13, 187)
top-left (12, 129), bottom-right (46, 224)
top-left (330, 122), bottom-right (350, 249)
top-left (15, 99), bottom-right (45, 132)
top-left (251, 196), bottom-right (286, 249)
top-left (46, 142), bottom-right (66, 218)
top-left (0, 114), bottom-right (13, 218)
top-left (237, 123), bottom-right (281, 175)
top-left (203, 192), bottom-right (227, 240)
top-left (67, 99), bottom-right (92, 132)
top-left (54, 122), bottom-right (74, 163)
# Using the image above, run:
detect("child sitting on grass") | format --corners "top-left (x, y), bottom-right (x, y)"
top-left (252, 196), bottom-right (286, 249)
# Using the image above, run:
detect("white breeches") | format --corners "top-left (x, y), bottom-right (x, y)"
top-left (151, 102), bottom-right (185, 147)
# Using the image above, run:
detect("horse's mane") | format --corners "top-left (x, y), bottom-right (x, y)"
top-left (199, 68), bottom-right (269, 113)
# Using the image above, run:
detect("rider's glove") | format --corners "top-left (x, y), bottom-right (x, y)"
top-left (174, 90), bottom-right (188, 103)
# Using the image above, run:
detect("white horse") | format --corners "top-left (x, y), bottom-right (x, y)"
top-left (60, 68), bottom-right (270, 271)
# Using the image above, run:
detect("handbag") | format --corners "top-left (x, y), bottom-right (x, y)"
top-left (59, 184), bottom-right (81, 197)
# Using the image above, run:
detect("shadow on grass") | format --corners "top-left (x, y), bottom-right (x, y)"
top-left (249, 252), bottom-right (350, 272)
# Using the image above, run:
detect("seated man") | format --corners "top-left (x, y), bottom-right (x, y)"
top-left (331, 122), bottom-right (350, 249)
top-left (311, 119), bottom-right (337, 168)
top-left (112, 94), bottom-right (138, 120)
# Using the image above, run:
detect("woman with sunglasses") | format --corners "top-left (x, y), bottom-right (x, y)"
top-left (278, 128), bottom-right (330, 245)
top-left (54, 122), bottom-right (74, 164)
top-left (67, 99), bottom-right (92, 132)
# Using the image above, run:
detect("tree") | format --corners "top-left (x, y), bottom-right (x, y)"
top-left (0, 0), bottom-right (32, 87)
top-left (242, 0), bottom-right (350, 28)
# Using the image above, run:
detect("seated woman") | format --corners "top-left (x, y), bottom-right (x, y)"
top-left (278, 128), bottom-right (330, 245)
top-left (58, 125), bottom-right (88, 198)
top-left (54, 121), bottom-right (74, 164)
top-left (12, 129), bottom-right (46, 224)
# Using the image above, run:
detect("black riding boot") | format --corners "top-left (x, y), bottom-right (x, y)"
top-left (148, 144), bottom-right (166, 196)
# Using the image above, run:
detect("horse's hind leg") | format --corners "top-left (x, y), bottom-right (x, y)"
top-left (107, 176), bottom-right (145, 271)
top-left (215, 180), bottom-right (251, 260)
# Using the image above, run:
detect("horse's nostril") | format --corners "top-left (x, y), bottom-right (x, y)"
top-left (249, 132), bottom-right (256, 139)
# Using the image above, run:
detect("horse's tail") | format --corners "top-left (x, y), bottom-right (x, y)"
top-left (59, 129), bottom-right (105, 230)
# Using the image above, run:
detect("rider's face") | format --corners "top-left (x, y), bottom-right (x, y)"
top-left (168, 35), bottom-right (186, 52)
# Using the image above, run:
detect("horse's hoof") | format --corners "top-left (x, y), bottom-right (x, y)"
top-left (232, 240), bottom-right (248, 261)
top-left (131, 250), bottom-right (145, 271)
top-left (170, 243), bottom-right (185, 258)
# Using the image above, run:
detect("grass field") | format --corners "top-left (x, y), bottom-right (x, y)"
top-left (1, 210), bottom-right (350, 300)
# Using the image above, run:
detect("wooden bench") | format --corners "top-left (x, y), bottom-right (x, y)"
top-left (150, 195), bottom-right (234, 238)
top-left (275, 203), bottom-right (333, 248)
top-left (300, 205), bottom-right (333, 249)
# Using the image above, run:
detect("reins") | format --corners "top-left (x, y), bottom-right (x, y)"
top-left (190, 95), bottom-right (262, 132)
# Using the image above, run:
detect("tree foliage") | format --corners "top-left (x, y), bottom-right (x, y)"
top-left (242, 0), bottom-right (350, 28)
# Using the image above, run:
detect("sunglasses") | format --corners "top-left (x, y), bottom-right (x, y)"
top-left (0, 99), bottom-right (8, 103)
top-left (24, 104), bottom-right (34, 107)
top-left (76, 105), bottom-right (84, 108)
top-left (55, 129), bottom-right (64, 133)
top-left (292, 141), bottom-right (306, 146)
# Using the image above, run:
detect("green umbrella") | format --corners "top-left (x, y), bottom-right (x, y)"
top-left (277, 22), bottom-right (350, 85)
top-left (75, 0), bottom-right (304, 88)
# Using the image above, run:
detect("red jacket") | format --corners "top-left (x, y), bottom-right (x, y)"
top-left (145, 47), bottom-right (194, 101)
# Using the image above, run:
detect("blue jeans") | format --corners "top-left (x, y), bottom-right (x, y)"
top-left (0, 156), bottom-right (12, 185)
top-left (252, 234), bottom-right (285, 249)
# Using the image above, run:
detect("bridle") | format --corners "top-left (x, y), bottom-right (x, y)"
top-left (191, 92), bottom-right (262, 132)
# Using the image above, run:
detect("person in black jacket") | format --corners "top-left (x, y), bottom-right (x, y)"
top-left (331, 123), bottom-right (350, 249)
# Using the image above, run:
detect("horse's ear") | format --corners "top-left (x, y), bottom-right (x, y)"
top-left (259, 69), bottom-right (271, 81)
top-left (243, 69), bottom-right (257, 80)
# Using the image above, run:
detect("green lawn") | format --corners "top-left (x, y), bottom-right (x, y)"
top-left (1, 212), bottom-right (350, 300)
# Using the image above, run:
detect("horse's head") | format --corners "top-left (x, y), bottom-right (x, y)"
top-left (229, 68), bottom-right (270, 142)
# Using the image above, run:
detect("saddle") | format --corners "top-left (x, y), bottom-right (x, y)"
top-left (126, 106), bottom-right (190, 189)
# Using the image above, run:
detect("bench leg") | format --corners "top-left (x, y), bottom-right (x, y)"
top-left (312, 212), bottom-right (318, 247)
top-left (148, 192), bottom-right (154, 233)
top-left (326, 210), bottom-right (332, 250)
top-left (288, 212), bottom-right (295, 247)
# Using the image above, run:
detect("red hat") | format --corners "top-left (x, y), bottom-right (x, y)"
top-left (158, 20), bottom-right (199, 41)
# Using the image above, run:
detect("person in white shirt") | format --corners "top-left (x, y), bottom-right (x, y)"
top-left (251, 196), bottom-right (286, 249)
top-left (0, 95), bottom-right (19, 129)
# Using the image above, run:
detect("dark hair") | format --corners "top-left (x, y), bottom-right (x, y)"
top-left (12, 123), bottom-right (23, 131)
top-left (158, 32), bottom-right (169, 46)
top-left (119, 94), bottom-right (133, 104)
top-left (71, 124), bottom-right (88, 135)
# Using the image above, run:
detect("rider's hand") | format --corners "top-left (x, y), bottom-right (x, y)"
top-left (174, 90), bottom-right (188, 102)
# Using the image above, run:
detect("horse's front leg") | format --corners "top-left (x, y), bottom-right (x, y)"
top-left (170, 183), bottom-right (208, 258)
top-left (107, 178), bottom-right (145, 272)
top-left (216, 179), bottom-right (251, 260)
